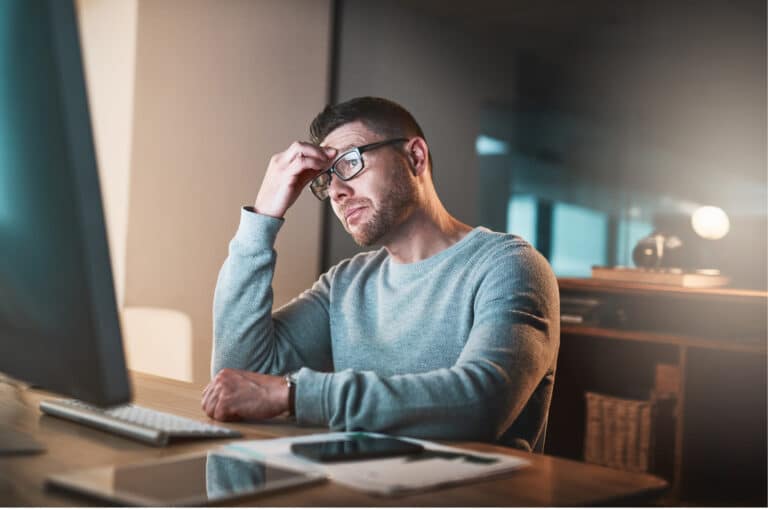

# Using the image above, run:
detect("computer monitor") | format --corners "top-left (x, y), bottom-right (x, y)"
top-left (0, 0), bottom-right (132, 450)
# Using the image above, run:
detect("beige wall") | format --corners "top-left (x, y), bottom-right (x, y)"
top-left (75, 0), bottom-right (138, 310)
top-left (125, 0), bottom-right (331, 383)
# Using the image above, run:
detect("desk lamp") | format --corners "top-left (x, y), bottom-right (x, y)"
top-left (632, 206), bottom-right (730, 271)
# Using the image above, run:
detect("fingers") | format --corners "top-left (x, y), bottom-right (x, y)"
top-left (286, 141), bottom-right (336, 164)
top-left (201, 383), bottom-right (219, 419)
top-left (202, 369), bottom-right (239, 421)
top-left (202, 379), bottom-right (226, 420)
top-left (278, 142), bottom-right (336, 177)
top-left (255, 142), bottom-right (336, 217)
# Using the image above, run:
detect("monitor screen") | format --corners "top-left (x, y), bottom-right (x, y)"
top-left (0, 0), bottom-right (131, 406)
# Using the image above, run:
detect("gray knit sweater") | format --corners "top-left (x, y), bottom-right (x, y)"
top-left (212, 209), bottom-right (560, 451)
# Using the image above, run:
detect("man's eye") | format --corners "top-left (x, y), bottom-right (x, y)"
top-left (338, 155), bottom-right (360, 172)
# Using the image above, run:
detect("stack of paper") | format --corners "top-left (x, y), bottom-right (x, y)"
top-left (220, 432), bottom-right (529, 496)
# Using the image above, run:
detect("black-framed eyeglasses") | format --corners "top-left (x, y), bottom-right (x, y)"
top-left (309, 138), bottom-right (408, 200)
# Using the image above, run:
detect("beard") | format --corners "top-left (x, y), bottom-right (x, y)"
top-left (344, 164), bottom-right (417, 247)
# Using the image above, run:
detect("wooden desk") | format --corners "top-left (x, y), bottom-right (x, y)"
top-left (0, 372), bottom-right (667, 506)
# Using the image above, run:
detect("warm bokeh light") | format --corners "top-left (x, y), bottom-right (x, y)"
top-left (691, 206), bottom-right (730, 240)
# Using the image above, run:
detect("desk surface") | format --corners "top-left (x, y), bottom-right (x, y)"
top-left (0, 372), bottom-right (667, 506)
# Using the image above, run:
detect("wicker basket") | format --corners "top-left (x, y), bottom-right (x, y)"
top-left (584, 392), bottom-right (655, 473)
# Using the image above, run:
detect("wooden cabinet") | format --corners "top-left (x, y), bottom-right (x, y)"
top-left (547, 278), bottom-right (766, 505)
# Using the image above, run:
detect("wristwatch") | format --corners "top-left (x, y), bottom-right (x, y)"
top-left (284, 371), bottom-right (298, 417)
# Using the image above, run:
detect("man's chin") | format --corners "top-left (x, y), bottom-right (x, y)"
top-left (350, 230), bottom-right (376, 247)
top-left (345, 223), bottom-right (381, 248)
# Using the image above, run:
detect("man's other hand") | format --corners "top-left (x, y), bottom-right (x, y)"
top-left (202, 368), bottom-right (289, 421)
top-left (253, 141), bottom-right (336, 218)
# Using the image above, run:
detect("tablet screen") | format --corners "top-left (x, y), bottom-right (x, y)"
top-left (47, 452), bottom-right (325, 505)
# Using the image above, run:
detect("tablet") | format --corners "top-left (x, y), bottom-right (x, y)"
top-left (46, 451), bottom-right (326, 506)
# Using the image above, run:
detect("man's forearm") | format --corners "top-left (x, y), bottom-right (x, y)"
top-left (212, 210), bottom-right (285, 376)
top-left (291, 320), bottom-right (557, 442)
top-left (212, 208), bottom-right (335, 378)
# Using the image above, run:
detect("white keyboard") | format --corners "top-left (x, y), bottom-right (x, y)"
top-left (39, 398), bottom-right (241, 446)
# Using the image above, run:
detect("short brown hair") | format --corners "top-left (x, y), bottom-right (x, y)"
top-left (310, 96), bottom-right (427, 147)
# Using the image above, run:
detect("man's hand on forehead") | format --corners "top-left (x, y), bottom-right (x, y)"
top-left (252, 140), bottom-right (336, 219)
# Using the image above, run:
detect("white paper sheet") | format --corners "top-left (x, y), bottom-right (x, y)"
top-left (219, 432), bottom-right (529, 496)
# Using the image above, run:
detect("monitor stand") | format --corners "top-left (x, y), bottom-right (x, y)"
top-left (0, 425), bottom-right (45, 455)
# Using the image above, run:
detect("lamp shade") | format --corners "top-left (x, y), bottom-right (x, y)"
top-left (691, 206), bottom-right (730, 240)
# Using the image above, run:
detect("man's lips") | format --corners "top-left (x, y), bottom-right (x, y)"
top-left (345, 205), bottom-right (367, 221)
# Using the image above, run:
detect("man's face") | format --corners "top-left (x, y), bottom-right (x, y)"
top-left (321, 121), bottom-right (417, 247)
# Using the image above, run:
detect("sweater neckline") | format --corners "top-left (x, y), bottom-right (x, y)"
top-left (384, 226), bottom-right (488, 278)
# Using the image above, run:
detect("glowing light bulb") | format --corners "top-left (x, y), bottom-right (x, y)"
top-left (691, 206), bottom-right (730, 240)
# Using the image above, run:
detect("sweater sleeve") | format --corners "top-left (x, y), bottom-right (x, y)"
top-left (292, 243), bottom-right (559, 442)
top-left (211, 208), bottom-right (334, 377)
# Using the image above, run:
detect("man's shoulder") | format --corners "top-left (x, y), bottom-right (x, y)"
top-left (469, 228), bottom-right (556, 282)
top-left (470, 227), bottom-right (539, 261)
top-left (467, 229), bottom-right (558, 307)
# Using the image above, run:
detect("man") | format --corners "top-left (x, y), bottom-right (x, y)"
top-left (203, 97), bottom-right (559, 452)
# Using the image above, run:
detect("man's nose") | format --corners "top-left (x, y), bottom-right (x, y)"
top-left (328, 174), bottom-right (354, 202)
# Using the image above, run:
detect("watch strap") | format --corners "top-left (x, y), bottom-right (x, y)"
top-left (284, 371), bottom-right (298, 417)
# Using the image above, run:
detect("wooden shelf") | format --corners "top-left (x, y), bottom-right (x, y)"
top-left (561, 324), bottom-right (767, 355)
top-left (558, 277), bottom-right (768, 301)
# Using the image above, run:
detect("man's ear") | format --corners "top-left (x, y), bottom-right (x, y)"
top-left (406, 137), bottom-right (429, 176)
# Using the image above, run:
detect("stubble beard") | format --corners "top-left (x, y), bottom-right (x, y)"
top-left (346, 165), bottom-right (417, 247)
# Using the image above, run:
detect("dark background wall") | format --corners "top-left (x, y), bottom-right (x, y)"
top-left (323, 0), bottom-right (521, 267)
top-left (322, 0), bottom-right (766, 289)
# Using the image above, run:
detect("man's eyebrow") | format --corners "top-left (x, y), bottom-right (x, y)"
top-left (320, 143), bottom-right (355, 153)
